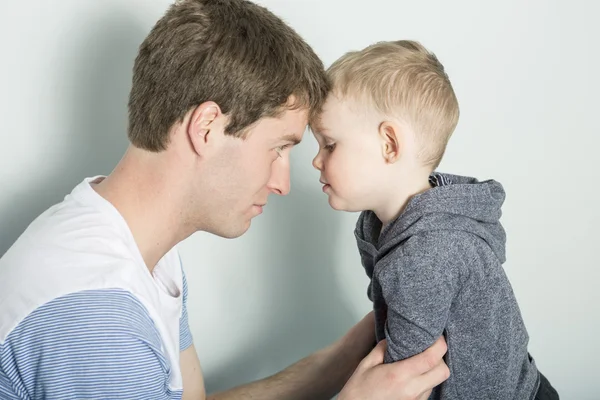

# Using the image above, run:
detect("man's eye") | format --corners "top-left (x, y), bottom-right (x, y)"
top-left (275, 144), bottom-right (290, 158)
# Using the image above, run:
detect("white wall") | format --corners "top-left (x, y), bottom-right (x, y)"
top-left (1, 1), bottom-right (598, 398)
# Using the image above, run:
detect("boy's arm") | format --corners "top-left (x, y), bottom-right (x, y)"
top-left (379, 246), bottom-right (461, 363)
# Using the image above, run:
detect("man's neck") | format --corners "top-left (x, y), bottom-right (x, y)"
top-left (93, 146), bottom-right (193, 272)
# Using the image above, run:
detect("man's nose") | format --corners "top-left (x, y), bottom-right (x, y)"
top-left (267, 158), bottom-right (291, 196)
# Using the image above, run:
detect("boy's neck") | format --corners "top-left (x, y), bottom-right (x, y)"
top-left (374, 171), bottom-right (433, 227)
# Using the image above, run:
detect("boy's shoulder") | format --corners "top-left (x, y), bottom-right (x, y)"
top-left (403, 229), bottom-right (485, 256)
top-left (377, 229), bottom-right (505, 289)
top-left (372, 231), bottom-right (470, 290)
top-left (388, 229), bottom-right (479, 262)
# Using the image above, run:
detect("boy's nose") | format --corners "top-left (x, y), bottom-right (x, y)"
top-left (312, 152), bottom-right (323, 171)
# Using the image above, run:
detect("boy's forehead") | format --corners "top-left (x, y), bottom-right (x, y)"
top-left (311, 100), bottom-right (342, 132)
top-left (312, 128), bottom-right (334, 143)
top-left (324, 95), bottom-right (355, 119)
top-left (315, 99), bottom-right (351, 132)
top-left (309, 115), bottom-right (326, 134)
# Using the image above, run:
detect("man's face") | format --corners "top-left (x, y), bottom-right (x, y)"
top-left (201, 107), bottom-right (307, 238)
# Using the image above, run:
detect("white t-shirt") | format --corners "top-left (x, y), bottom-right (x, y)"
top-left (0, 177), bottom-right (193, 399)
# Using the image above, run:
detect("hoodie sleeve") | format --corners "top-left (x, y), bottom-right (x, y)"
top-left (377, 235), bottom-right (463, 363)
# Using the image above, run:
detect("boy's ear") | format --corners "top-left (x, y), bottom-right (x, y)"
top-left (378, 121), bottom-right (403, 163)
top-left (187, 101), bottom-right (223, 156)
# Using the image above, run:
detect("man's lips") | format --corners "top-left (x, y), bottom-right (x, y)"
top-left (253, 203), bottom-right (266, 214)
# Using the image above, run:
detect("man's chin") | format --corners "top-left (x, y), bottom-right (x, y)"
top-left (222, 220), bottom-right (252, 239)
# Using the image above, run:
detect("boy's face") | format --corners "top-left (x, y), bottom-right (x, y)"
top-left (312, 95), bottom-right (389, 212)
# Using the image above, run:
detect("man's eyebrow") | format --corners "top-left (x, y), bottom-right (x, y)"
top-left (280, 133), bottom-right (302, 145)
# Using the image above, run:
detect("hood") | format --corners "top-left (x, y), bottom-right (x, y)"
top-left (356, 173), bottom-right (507, 263)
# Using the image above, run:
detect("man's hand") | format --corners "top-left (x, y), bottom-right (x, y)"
top-left (338, 336), bottom-right (449, 400)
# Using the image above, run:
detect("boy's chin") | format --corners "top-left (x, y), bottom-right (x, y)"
top-left (328, 196), bottom-right (361, 213)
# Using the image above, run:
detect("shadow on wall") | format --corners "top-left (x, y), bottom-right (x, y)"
top-left (0, 7), bottom-right (142, 255)
top-left (204, 172), bottom-right (358, 394)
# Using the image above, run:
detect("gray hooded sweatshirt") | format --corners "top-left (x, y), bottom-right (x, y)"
top-left (354, 173), bottom-right (540, 400)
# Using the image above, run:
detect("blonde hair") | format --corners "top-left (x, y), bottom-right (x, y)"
top-left (325, 40), bottom-right (459, 169)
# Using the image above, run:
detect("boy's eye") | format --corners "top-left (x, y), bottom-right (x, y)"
top-left (324, 143), bottom-right (336, 152)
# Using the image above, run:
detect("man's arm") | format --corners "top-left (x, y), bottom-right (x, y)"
top-left (181, 340), bottom-right (346, 400)
top-left (181, 344), bottom-right (206, 400)
top-left (181, 313), bottom-right (449, 400)
top-left (206, 339), bottom-right (361, 400)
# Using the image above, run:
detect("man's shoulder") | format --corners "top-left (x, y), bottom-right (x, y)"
top-left (5, 289), bottom-right (161, 343)
top-left (0, 289), bottom-right (165, 371)
top-left (0, 235), bottom-right (143, 341)
top-left (0, 177), bottom-right (151, 340)
top-left (1, 177), bottom-right (130, 264)
top-left (0, 289), bottom-right (177, 399)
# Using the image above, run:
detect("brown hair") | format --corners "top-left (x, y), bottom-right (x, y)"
top-left (128, 0), bottom-right (328, 151)
top-left (325, 40), bottom-right (459, 169)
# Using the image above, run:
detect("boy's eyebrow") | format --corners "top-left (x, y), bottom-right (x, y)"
top-left (312, 129), bottom-right (332, 141)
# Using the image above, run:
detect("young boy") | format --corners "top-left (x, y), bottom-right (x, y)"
top-left (311, 40), bottom-right (559, 400)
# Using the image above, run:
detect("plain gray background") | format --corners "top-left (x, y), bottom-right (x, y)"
top-left (1, 0), bottom-right (598, 398)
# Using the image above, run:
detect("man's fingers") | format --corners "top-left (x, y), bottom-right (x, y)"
top-left (360, 339), bottom-right (386, 369)
top-left (414, 360), bottom-right (450, 396)
top-left (418, 390), bottom-right (433, 400)
top-left (405, 336), bottom-right (448, 375)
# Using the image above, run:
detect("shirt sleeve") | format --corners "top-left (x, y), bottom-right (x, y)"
top-left (0, 289), bottom-right (183, 400)
top-left (378, 234), bottom-right (462, 364)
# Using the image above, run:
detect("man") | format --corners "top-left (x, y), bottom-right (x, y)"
top-left (0, 1), bottom-right (449, 399)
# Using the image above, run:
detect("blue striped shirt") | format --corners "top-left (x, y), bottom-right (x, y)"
top-left (0, 275), bottom-right (193, 399)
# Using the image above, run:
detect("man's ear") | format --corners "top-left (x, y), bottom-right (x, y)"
top-left (378, 120), bottom-right (403, 163)
top-left (187, 101), bottom-right (222, 156)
